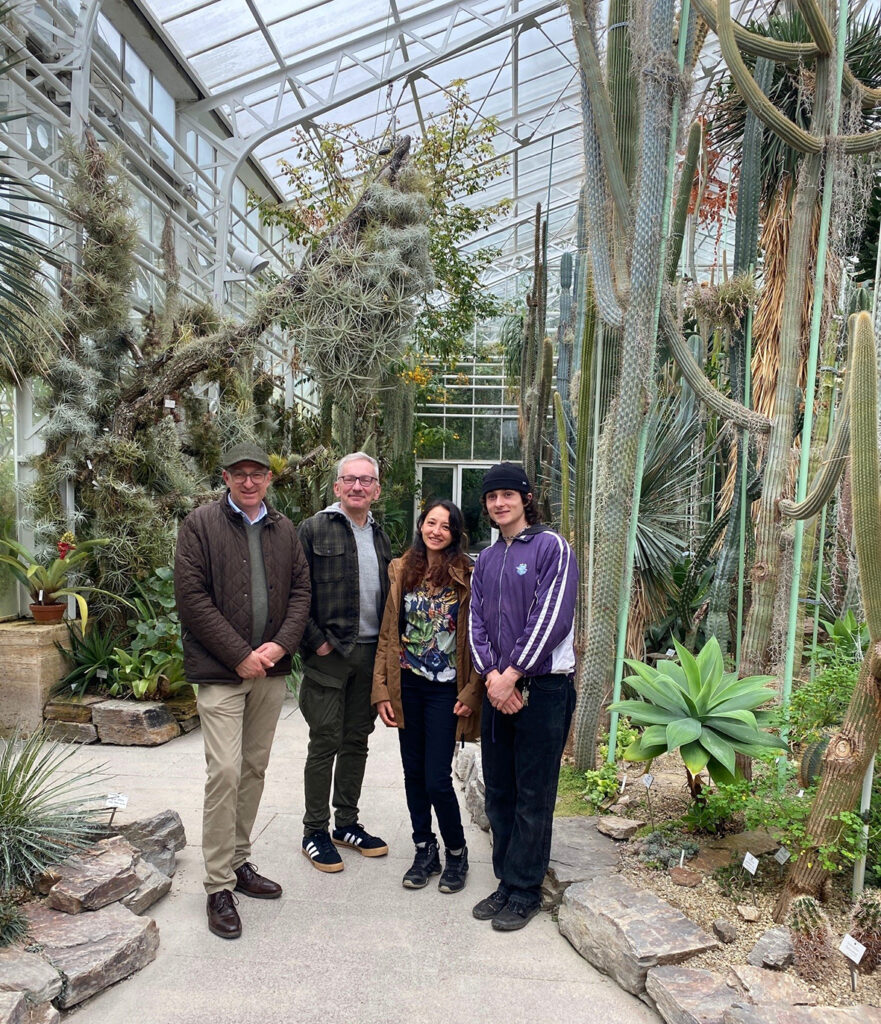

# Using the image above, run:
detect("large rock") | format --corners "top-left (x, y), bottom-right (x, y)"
top-left (0, 948), bottom-right (62, 1004)
top-left (645, 965), bottom-right (737, 1024)
top-left (91, 701), bottom-right (180, 746)
top-left (28, 1005), bottom-right (60, 1024)
top-left (0, 991), bottom-right (27, 1024)
top-left (724, 1007), bottom-right (881, 1024)
top-left (0, 621), bottom-right (70, 735)
top-left (543, 816), bottom-right (621, 908)
top-left (691, 832), bottom-right (779, 874)
top-left (597, 816), bottom-right (644, 840)
top-left (24, 903), bottom-right (159, 1009)
top-left (465, 768), bottom-right (490, 832)
top-left (454, 745), bottom-right (477, 782)
top-left (45, 837), bottom-right (140, 913)
top-left (114, 810), bottom-right (186, 877)
top-left (120, 860), bottom-right (172, 914)
top-left (746, 927), bottom-right (794, 970)
top-left (42, 694), bottom-right (105, 724)
top-left (558, 875), bottom-right (718, 994)
top-left (162, 693), bottom-right (199, 733)
top-left (43, 722), bottom-right (98, 744)
top-left (727, 965), bottom-right (816, 1006)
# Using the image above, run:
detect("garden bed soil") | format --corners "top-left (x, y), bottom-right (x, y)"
top-left (590, 753), bottom-right (881, 1009)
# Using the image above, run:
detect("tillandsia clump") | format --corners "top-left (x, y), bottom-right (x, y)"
top-left (850, 888), bottom-right (881, 974)
top-left (787, 895), bottom-right (835, 982)
top-left (608, 637), bottom-right (787, 795)
top-left (0, 900), bottom-right (27, 948)
top-left (689, 274), bottom-right (759, 333)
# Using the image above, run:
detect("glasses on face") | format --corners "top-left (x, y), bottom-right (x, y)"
top-left (338, 474), bottom-right (377, 488)
top-left (229, 470), bottom-right (268, 484)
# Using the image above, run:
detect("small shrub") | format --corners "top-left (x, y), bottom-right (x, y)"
top-left (786, 655), bottom-right (858, 744)
top-left (787, 895), bottom-right (834, 982)
top-left (850, 888), bottom-right (881, 974)
top-left (636, 831), bottom-right (699, 870)
top-left (580, 764), bottom-right (621, 811)
top-left (0, 901), bottom-right (27, 948)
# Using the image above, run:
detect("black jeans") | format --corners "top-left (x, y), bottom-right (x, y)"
top-left (481, 673), bottom-right (576, 906)
top-left (398, 669), bottom-right (465, 851)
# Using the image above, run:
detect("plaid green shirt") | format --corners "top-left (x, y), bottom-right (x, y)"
top-left (297, 506), bottom-right (391, 657)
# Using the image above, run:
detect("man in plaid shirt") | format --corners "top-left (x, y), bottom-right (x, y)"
top-left (297, 452), bottom-right (392, 872)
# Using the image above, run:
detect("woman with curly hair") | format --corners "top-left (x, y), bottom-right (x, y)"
top-left (372, 499), bottom-right (482, 893)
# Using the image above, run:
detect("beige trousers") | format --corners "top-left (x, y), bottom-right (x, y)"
top-left (197, 677), bottom-right (287, 894)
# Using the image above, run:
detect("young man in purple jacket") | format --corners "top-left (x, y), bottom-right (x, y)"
top-left (468, 462), bottom-right (578, 931)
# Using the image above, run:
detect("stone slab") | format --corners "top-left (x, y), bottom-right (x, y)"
top-left (691, 832), bottom-right (779, 874)
top-left (91, 701), bottom-right (179, 746)
top-left (120, 860), bottom-right (172, 915)
top-left (28, 1004), bottom-right (60, 1024)
top-left (0, 991), bottom-right (27, 1024)
top-left (112, 809), bottom-right (186, 876)
top-left (42, 694), bottom-right (106, 723)
top-left (0, 948), bottom-right (62, 1004)
top-left (747, 928), bottom-right (793, 970)
top-left (558, 875), bottom-right (719, 994)
top-left (543, 816), bottom-right (621, 907)
top-left (454, 745), bottom-right (476, 783)
top-left (727, 965), bottom-right (816, 1006)
top-left (723, 1007), bottom-right (881, 1024)
top-left (646, 965), bottom-right (737, 1024)
top-left (0, 622), bottom-right (70, 735)
top-left (43, 722), bottom-right (98, 744)
top-left (465, 768), bottom-right (489, 832)
top-left (45, 836), bottom-right (140, 913)
top-left (24, 902), bottom-right (159, 1009)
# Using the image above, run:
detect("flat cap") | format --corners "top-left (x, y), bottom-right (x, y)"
top-left (221, 442), bottom-right (271, 469)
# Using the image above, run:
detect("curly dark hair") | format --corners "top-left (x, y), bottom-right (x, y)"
top-left (399, 499), bottom-right (471, 592)
top-left (480, 489), bottom-right (541, 526)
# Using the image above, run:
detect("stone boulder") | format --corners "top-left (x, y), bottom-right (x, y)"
top-left (724, 1007), bottom-right (881, 1024)
top-left (91, 701), bottom-right (179, 746)
top-left (454, 745), bottom-right (476, 782)
top-left (42, 694), bottom-right (105, 724)
top-left (24, 903), bottom-right (159, 1009)
top-left (113, 809), bottom-right (186, 877)
top-left (645, 965), bottom-right (737, 1024)
top-left (120, 860), bottom-right (172, 914)
top-left (27, 1005), bottom-right (59, 1024)
top-left (543, 817), bottom-right (621, 908)
top-left (746, 927), bottom-right (794, 970)
top-left (597, 816), bottom-right (644, 840)
top-left (42, 722), bottom-right (98, 744)
top-left (0, 948), bottom-right (62, 1004)
top-left (727, 965), bottom-right (816, 1006)
top-left (45, 837), bottom-right (140, 913)
top-left (464, 758), bottom-right (490, 832)
top-left (0, 991), bottom-right (27, 1024)
top-left (713, 919), bottom-right (738, 944)
top-left (558, 875), bottom-right (718, 994)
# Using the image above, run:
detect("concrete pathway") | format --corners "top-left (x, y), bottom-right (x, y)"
top-left (64, 696), bottom-right (660, 1024)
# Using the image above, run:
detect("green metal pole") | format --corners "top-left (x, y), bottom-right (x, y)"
top-left (779, 0), bottom-right (849, 766)
top-left (735, 295), bottom-right (754, 672)
top-left (607, 0), bottom-right (691, 763)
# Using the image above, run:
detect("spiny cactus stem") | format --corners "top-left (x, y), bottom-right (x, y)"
top-left (554, 390), bottom-right (570, 539)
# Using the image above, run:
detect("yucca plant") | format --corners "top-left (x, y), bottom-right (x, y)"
top-left (0, 726), bottom-right (104, 892)
top-left (0, 900), bottom-right (27, 948)
top-left (609, 636), bottom-right (786, 792)
top-left (53, 621), bottom-right (118, 698)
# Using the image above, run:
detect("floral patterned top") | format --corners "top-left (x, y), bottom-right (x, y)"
top-left (400, 583), bottom-right (459, 683)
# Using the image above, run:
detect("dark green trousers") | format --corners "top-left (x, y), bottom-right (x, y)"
top-left (300, 643), bottom-right (377, 834)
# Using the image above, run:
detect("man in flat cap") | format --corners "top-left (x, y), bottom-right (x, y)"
top-left (175, 442), bottom-right (311, 939)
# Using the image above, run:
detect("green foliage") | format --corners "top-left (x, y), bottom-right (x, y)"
top-left (54, 621), bottom-right (118, 697)
top-left (0, 900), bottom-right (27, 947)
top-left (786, 655), bottom-right (858, 744)
top-left (681, 776), bottom-right (752, 834)
top-left (851, 888), bottom-right (881, 973)
top-left (609, 636), bottom-right (786, 785)
top-left (636, 831), bottom-right (699, 870)
top-left (0, 727), bottom-right (104, 891)
top-left (580, 764), bottom-right (621, 811)
top-left (107, 647), bottom-right (188, 701)
top-left (813, 611), bottom-right (869, 665)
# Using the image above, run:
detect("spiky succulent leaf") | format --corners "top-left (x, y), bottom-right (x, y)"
top-left (666, 718), bottom-right (703, 749)
top-left (607, 700), bottom-right (678, 725)
top-left (705, 754), bottom-right (737, 786)
top-left (699, 726), bottom-right (737, 774)
top-left (672, 637), bottom-right (703, 700)
top-left (623, 736), bottom-right (668, 762)
top-left (624, 673), bottom-right (691, 715)
top-left (680, 740), bottom-right (711, 774)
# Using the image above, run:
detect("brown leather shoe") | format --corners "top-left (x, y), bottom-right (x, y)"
top-left (233, 861), bottom-right (282, 899)
top-left (207, 890), bottom-right (241, 939)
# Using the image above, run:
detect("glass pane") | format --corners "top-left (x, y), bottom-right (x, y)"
top-left (151, 77), bottom-right (176, 165)
top-left (444, 417), bottom-right (471, 459)
top-left (502, 418), bottom-right (521, 461)
top-left (461, 468), bottom-right (492, 554)
top-left (472, 413), bottom-right (501, 460)
top-left (420, 466), bottom-right (454, 508)
top-left (0, 386), bottom-right (17, 618)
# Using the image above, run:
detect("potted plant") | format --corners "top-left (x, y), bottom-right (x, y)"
top-left (0, 531), bottom-right (110, 631)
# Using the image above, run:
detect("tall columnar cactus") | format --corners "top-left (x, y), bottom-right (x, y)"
top-left (519, 205), bottom-right (550, 494)
top-left (850, 888), bottom-right (881, 974)
top-left (787, 895), bottom-right (835, 982)
top-left (777, 312), bottom-right (881, 918)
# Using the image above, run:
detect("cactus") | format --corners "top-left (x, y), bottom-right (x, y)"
top-left (554, 390), bottom-right (571, 539)
top-left (776, 313), bottom-right (881, 919)
top-left (850, 888), bottom-right (881, 974)
top-left (787, 895), bottom-right (834, 981)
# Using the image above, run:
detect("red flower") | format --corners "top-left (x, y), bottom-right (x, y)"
top-left (57, 541), bottom-right (74, 559)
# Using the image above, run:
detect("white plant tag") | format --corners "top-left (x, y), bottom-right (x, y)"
top-left (742, 852), bottom-right (759, 875)
top-left (38, 590), bottom-right (43, 602)
top-left (642, 773), bottom-right (654, 789)
top-left (774, 847), bottom-right (791, 865)
top-left (164, 397), bottom-right (176, 409)
top-left (86, 459), bottom-right (92, 469)
top-left (679, 849), bottom-right (685, 868)
top-left (619, 776), bottom-right (627, 793)
top-left (797, 789), bottom-right (805, 798)
top-left (840, 934), bottom-right (866, 964)
top-left (105, 793), bottom-right (128, 809)
top-left (96, 668), bottom-right (108, 680)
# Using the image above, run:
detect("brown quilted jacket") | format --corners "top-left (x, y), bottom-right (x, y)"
top-left (174, 494), bottom-right (311, 684)
top-left (371, 557), bottom-right (483, 743)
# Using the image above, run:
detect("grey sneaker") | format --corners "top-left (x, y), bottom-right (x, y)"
top-left (402, 842), bottom-right (441, 889)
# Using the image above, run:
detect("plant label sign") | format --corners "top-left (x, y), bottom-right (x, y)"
top-left (742, 852), bottom-right (759, 875)
top-left (96, 668), bottom-right (108, 680)
top-left (774, 847), bottom-right (791, 865)
top-left (164, 397), bottom-right (176, 409)
top-left (840, 934), bottom-right (866, 965)
top-left (105, 793), bottom-right (129, 809)
top-left (642, 773), bottom-right (654, 789)
top-left (619, 776), bottom-right (627, 793)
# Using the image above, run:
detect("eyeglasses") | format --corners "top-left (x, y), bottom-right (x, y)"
top-left (338, 474), bottom-right (378, 488)
top-left (229, 470), bottom-right (268, 483)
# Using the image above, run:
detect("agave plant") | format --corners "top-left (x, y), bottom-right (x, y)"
top-left (0, 726), bottom-right (104, 891)
top-left (609, 637), bottom-right (787, 790)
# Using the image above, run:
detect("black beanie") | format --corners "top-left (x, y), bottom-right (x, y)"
top-left (481, 462), bottom-right (533, 497)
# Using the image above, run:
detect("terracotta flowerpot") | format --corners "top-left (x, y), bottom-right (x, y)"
top-left (29, 602), bottom-right (66, 623)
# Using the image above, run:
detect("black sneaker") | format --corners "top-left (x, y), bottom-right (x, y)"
top-left (491, 898), bottom-right (540, 931)
top-left (438, 846), bottom-right (469, 894)
top-left (302, 830), bottom-right (344, 873)
top-left (332, 822), bottom-right (389, 857)
top-left (402, 842), bottom-right (441, 889)
top-left (472, 887), bottom-right (509, 920)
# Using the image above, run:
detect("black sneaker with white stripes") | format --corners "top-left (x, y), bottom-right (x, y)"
top-left (302, 830), bottom-right (344, 872)
top-left (331, 822), bottom-right (389, 857)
